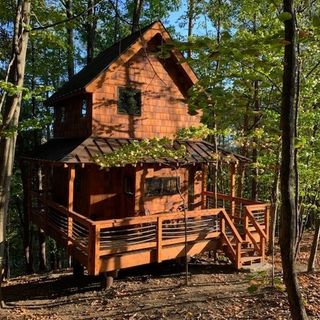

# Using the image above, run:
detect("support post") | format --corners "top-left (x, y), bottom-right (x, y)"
top-left (89, 224), bottom-right (100, 275)
top-left (230, 162), bottom-right (237, 218)
top-left (201, 163), bottom-right (208, 209)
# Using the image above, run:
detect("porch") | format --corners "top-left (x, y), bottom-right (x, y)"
top-left (29, 190), bottom-right (270, 275)
top-left (22, 137), bottom-right (270, 275)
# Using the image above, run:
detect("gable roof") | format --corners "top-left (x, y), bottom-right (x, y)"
top-left (46, 21), bottom-right (198, 105)
top-left (23, 137), bottom-right (250, 165)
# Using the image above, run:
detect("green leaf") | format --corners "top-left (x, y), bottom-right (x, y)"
top-left (278, 12), bottom-right (292, 22)
top-left (312, 16), bottom-right (320, 27)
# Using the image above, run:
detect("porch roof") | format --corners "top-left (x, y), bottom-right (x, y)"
top-left (23, 137), bottom-right (250, 165)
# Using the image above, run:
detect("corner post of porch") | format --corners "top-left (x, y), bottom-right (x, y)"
top-left (229, 162), bottom-right (237, 218)
top-left (201, 163), bottom-right (208, 209)
top-left (67, 165), bottom-right (75, 245)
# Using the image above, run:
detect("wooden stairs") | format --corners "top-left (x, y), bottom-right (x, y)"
top-left (219, 207), bottom-right (268, 269)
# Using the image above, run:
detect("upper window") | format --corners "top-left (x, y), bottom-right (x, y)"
top-left (80, 99), bottom-right (88, 118)
top-left (145, 177), bottom-right (180, 197)
top-left (118, 87), bottom-right (141, 116)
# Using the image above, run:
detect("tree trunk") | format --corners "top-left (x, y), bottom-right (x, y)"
top-left (307, 218), bottom-right (320, 272)
top-left (66, 0), bottom-right (74, 79)
top-left (86, 0), bottom-right (96, 64)
top-left (131, 0), bottom-right (143, 33)
top-left (38, 228), bottom-right (46, 271)
top-left (187, 0), bottom-right (194, 58)
top-left (279, 1), bottom-right (308, 319)
top-left (0, 0), bottom-right (31, 307)
top-left (251, 15), bottom-right (259, 201)
top-left (113, 0), bottom-right (120, 43)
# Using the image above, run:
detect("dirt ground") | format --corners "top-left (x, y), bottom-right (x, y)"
top-left (0, 233), bottom-right (319, 320)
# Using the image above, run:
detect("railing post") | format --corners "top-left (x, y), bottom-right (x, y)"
top-left (244, 207), bottom-right (249, 242)
top-left (157, 217), bottom-right (162, 263)
top-left (260, 236), bottom-right (266, 263)
top-left (220, 213), bottom-right (225, 235)
top-left (236, 241), bottom-right (242, 269)
top-left (89, 224), bottom-right (100, 275)
top-left (264, 205), bottom-right (270, 244)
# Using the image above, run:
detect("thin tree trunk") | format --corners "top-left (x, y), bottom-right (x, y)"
top-left (307, 218), bottom-right (320, 272)
top-left (66, 0), bottom-right (74, 79)
top-left (187, 0), bottom-right (194, 58)
top-left (113, 0), bottom-right (120, 43)
top-left (251, 15), bottom-right (259, 201)
top-left (86, 0), bottom-right (96, 64)
top-left (0, 0), bottom-right (31, 307)
top-left (280, 1), bottom-right (307, 318)
top-left (131, 0), bottom-right (143, 33)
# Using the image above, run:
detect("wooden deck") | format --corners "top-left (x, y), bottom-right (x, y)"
top-left (30, 191), bottom-right (270, 275)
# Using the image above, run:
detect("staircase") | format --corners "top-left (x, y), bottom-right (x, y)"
top-left (219, 205), bottom-right (268, 269)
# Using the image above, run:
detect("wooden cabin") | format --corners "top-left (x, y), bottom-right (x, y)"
top-left (22, 21), bottom-right (270, 281)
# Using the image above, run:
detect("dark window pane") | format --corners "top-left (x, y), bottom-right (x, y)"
top-left (81, 99), bottom-right (87, 117)
top-left (118, 87), bottom-right (141, 116)
top-left (145, 177), bottom-right (180, 197)
top-left (124, 176), bottom-right (134, 195)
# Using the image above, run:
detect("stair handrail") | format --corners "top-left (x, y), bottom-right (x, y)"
top-left (244, 205), bottom-right (268, 259)
top-left (220, 209), bottom-right (243, 269)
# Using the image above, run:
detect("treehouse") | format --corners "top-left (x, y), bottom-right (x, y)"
top-left (21, 21), bottom-right (270, 282)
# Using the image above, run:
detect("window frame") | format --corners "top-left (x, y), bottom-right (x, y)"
top-left (145, 177), bottom-right (180, 197)
top-left (117, 87), bottom-right (142, 116)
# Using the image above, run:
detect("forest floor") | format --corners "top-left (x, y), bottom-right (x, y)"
top-left (0, 232), bottom-right (319, 320)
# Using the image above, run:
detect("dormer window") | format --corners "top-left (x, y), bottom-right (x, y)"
top-left (81, 99), bottom-right (88, 118)
top-left (118, 87), bottom-right (141, 116)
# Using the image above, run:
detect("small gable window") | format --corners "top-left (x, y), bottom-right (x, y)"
top-left (118, 87), bottom-right (141, 116)
top-left (145, 177), bottom-right (180, 197)
top-left (81, 98), bottom-right (88, 118)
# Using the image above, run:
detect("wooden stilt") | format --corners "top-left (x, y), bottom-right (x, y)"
top-left (101, 270), bottom-right (118, 289)
top-left (73, 258), bottom-right (84, 278)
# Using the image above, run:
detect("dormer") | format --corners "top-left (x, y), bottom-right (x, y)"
top-left (47, 21), bottom-right (200, 139)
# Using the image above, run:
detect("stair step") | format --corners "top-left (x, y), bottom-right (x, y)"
top-left (241, 256), bottom-right (262, 263)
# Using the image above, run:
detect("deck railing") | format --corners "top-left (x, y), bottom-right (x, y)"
top-left (30, 191), bottom-right (269, 274)
top-left (205, 191), bottom-right (270, 262)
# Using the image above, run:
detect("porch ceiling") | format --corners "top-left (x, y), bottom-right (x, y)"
top-left (22, 137), bottom-right (250, 165)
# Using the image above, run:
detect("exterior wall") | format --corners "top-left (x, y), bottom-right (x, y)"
top-left (91, 49), bottom-right (201, 139)
top-left (86, 165), bottom-right (135, 220)
top-left (53, 94), bottom-right (92, 138)
top-left (134, 165), bottom-right (203, 215)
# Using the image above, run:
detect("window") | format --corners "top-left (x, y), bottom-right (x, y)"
top-left (118, 87), bottom-right (141, 116)
top-left (124, 176), bottom-right (134, 195)
top-left (61, 106), bottom-right (66, 123)
top-left (145, 177), bottom-right (180, 197)
top-left (80, 99), bottom-right (88, 117)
